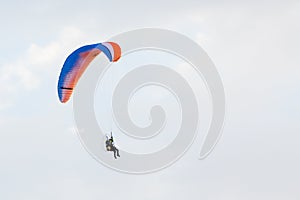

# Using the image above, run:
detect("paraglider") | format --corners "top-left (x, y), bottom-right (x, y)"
top-left (58, 41), bottom-right (122, 159)
top-left (57, 42), bottom-right (121, 103)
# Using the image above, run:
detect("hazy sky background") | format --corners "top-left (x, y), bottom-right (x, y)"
top-left (1, 1), bottom-right (300, 199)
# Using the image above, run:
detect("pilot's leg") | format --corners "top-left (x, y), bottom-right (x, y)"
top-left (113, 148), bottom-right (117, 159)
top-left (116, 148), bottom-right (120, 157)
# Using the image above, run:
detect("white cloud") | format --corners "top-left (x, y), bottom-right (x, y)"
top-left (0, 26), bottom-right (86, 110)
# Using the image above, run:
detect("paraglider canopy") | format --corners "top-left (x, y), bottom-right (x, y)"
top-left (57, 42), bottom-right (121, 103)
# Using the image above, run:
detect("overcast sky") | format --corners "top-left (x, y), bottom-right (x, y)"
top-left (1, 1), bottom-right (300, 199)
